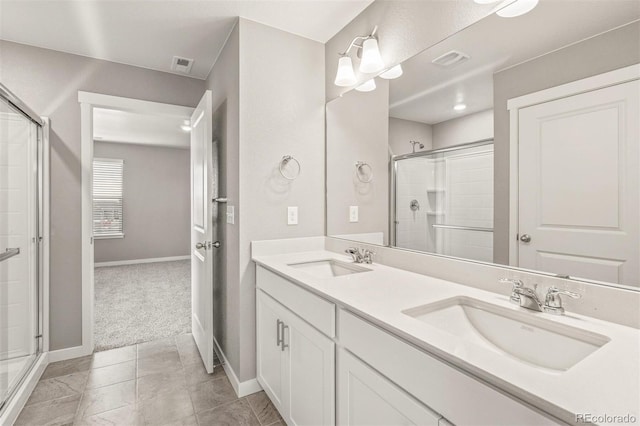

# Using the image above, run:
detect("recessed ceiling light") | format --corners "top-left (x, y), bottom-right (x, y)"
top-left (496, 0), bottom-right (539, 17)
top-left (453, 103), bottom-right (467, 111)
top-left (474, 0), bottom-right (539, 17)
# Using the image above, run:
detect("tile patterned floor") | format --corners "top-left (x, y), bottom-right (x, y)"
top-left (16, 334), bottom-right (283, 426)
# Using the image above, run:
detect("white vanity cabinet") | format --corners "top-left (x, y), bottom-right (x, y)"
top-left (256, 267), bottom-right (335, 426)
top-left (337, 348), bottom-right (442, 426)
top-left (338, 309), bottom-right (561, 426)
top-left (255, 265), bottom-right (564, 426)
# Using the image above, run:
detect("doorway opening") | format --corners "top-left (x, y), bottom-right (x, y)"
top-left (91, 107), bottom-right (192, 351)
top-left (79, 92), bottom-right (195, 354)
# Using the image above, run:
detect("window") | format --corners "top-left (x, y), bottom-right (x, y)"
top-left (93, 158), bottom-right (124, 238)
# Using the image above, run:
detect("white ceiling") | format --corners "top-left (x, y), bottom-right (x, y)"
top-left (0, 0), bottom-right (373, 79)
top-left (93, 108), bottom-right (190, 148)
top-left (389, 0), bottom-right (640, 125)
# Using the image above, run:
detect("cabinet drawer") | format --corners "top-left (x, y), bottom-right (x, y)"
top-left (338, 309), bottom-right (561, 426)
top-left (257, 266), bottom-right (335, 337)
top-left (338, 348), bottom-right (442, 426)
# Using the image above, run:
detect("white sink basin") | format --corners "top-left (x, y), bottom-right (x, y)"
top-left (403, 296), bottom-right (610, 371)
top-left (288, 259), bottom-right (371, 278)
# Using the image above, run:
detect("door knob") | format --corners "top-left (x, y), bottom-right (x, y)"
top-left (212, 241), bottom-right (221, 249)
top-left (519, 234), bottom-right (532, 243)
top-left (195, 242), bottom-right (207, 250)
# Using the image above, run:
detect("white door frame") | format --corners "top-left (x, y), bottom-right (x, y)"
top-left (506, 64), bottom-right (640, 266)
top-left (78, 91), bottom-right (193, 357)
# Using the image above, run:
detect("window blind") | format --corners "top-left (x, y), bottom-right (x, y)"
top-left (93, 158), bottom-right (124, 238)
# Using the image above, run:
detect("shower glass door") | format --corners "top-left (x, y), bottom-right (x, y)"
top-left (0, 96), bottom-right (41, 411)
top-left (393, 141), bottom-right (494, 263)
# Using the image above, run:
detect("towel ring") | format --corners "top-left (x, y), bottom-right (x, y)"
top-left (355, 161), bottom-right (373, 183)
top-left (279, 155), bottom-right (301, 180)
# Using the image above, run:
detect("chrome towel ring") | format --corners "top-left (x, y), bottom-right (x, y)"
top-left (355, 161), bottom-right (373, 183)
top-left (279, 155), bottom-right (301, 180)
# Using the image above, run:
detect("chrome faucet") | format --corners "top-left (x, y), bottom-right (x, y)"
top-left (500, 278), bottom-right (581, 315)
top-left (501, 278), bottom-right (543, 311)
top-left (543, 286), bottom-right (581, 315)
top-left (345, 247), bottom-right (375, 264)
top-left (513, 285), bottom-right (543, 312)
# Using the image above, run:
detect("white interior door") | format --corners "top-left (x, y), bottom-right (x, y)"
top-left (518, 80), bottom-right (639, 286)
top-left (190, 90), bottom-right (214, 373)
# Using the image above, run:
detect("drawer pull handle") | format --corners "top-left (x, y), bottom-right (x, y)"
top-left (281, 325), bottom-right (289, 351)
top-left (276, 319), bottom-right (283, 347)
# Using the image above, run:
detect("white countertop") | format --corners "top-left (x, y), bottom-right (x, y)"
top-left (252, 249), bottom-right (640, 426)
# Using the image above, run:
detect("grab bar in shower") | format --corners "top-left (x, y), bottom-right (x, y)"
top-left (0, 248), bottom-right (20, 262)
top-left (432, 224), bottom-right (493, 233)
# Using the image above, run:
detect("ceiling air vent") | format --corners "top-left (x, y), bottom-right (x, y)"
top-left (171, 56), bottom-right (194, 74)
top-left (431, 50), bottom-right (470, 67)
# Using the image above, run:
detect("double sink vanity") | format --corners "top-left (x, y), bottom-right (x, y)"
top-left (252, 238), bottom-right (640, 426)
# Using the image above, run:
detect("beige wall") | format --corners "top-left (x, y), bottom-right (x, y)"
top-left (492, 22), bottom-right (640, 264)
top-left (93, 142), bottom-right (190, 263)
top-left (388, 117), bottom-right (432, 156)
top-left (205, 19), bottom-right (325, 383)
top-left (205, 22), bottom-right (240, 379)
top-left (432, 109), bottom-right (493, 149)
top-left (325, 0), bottom-right (495, 100)
top-left (0, 40), bottom-right (205, 351)
top-left (238, 19), bottom-right (325, 382)
top-left (327, 80), bottom-right (389, 242)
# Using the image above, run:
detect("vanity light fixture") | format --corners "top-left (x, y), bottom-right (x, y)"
top-left (380, 64), bottom-right (403, 80)
top-left (360, 38), bottom-right (384, 74)
top-left (474, 0), bottom-right (539, 17)
top-left (453, 103), bottom-right (467, 111)
top-left (496, 0), bottom-right (539, 17)
top-left (334, 26), bottom-right (384, 87)
top-left (355, 79), bottom-right (377, 92)
top-left (334, 56), bottom-right (358, 87)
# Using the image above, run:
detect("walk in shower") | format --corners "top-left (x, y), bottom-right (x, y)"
top-left (391, 140), bottom-right (494, 263)
top-left (0, 84), bottom-right (44, 414)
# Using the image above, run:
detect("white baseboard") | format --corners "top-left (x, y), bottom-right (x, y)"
top-left (0, 353), bottom-right (48, 425)
top-left (95, 255), bottom-right (190, 267)
top-left (48, 345), bottom-right (93, 363)
top-left (213, 338), bottom-right (262, 398)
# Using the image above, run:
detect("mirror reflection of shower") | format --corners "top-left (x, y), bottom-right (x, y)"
top-left (409, 140), bottom-right (424, 153)
top-left (393, 140), bottom-right (494, 263)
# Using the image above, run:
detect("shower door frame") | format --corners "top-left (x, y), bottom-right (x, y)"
top-left (389, 139), bottom-right (494, 248)
top-left (0, 83), bottom-right (50, 422)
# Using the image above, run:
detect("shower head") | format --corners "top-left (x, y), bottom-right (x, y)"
top-left (409, 140), bottom-right (424, 153)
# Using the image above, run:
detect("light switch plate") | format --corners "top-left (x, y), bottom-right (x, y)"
top-left (349, 206), bottom-right (359, 223)
top-left (226, 206), bottom-right (235, 224)
top-left (288, 206), bottom-right (298, 225)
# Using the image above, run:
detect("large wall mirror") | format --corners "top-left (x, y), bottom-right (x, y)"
top-left (326, 1), bottom-right (640, 290)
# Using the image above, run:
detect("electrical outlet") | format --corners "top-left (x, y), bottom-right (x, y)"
top-left (349, 206), bottom-right (359, 223)
top-left (226, 206), bottom-right (235, 224)
top-left (288, 206), bottom-right (298, 225)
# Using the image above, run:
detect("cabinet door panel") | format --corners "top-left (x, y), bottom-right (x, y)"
top-left (257, 290), bottom-right (286, 411)
top-left (285, 310), bottom-right (335, 426)
top-left (337, 348), bottom-right (441, 426)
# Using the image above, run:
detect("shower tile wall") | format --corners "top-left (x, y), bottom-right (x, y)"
top-left (441, 148), bottom-right (494, 262)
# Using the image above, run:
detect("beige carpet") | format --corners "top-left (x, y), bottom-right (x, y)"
top-left (94, 260), bottom-right (191, 351)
